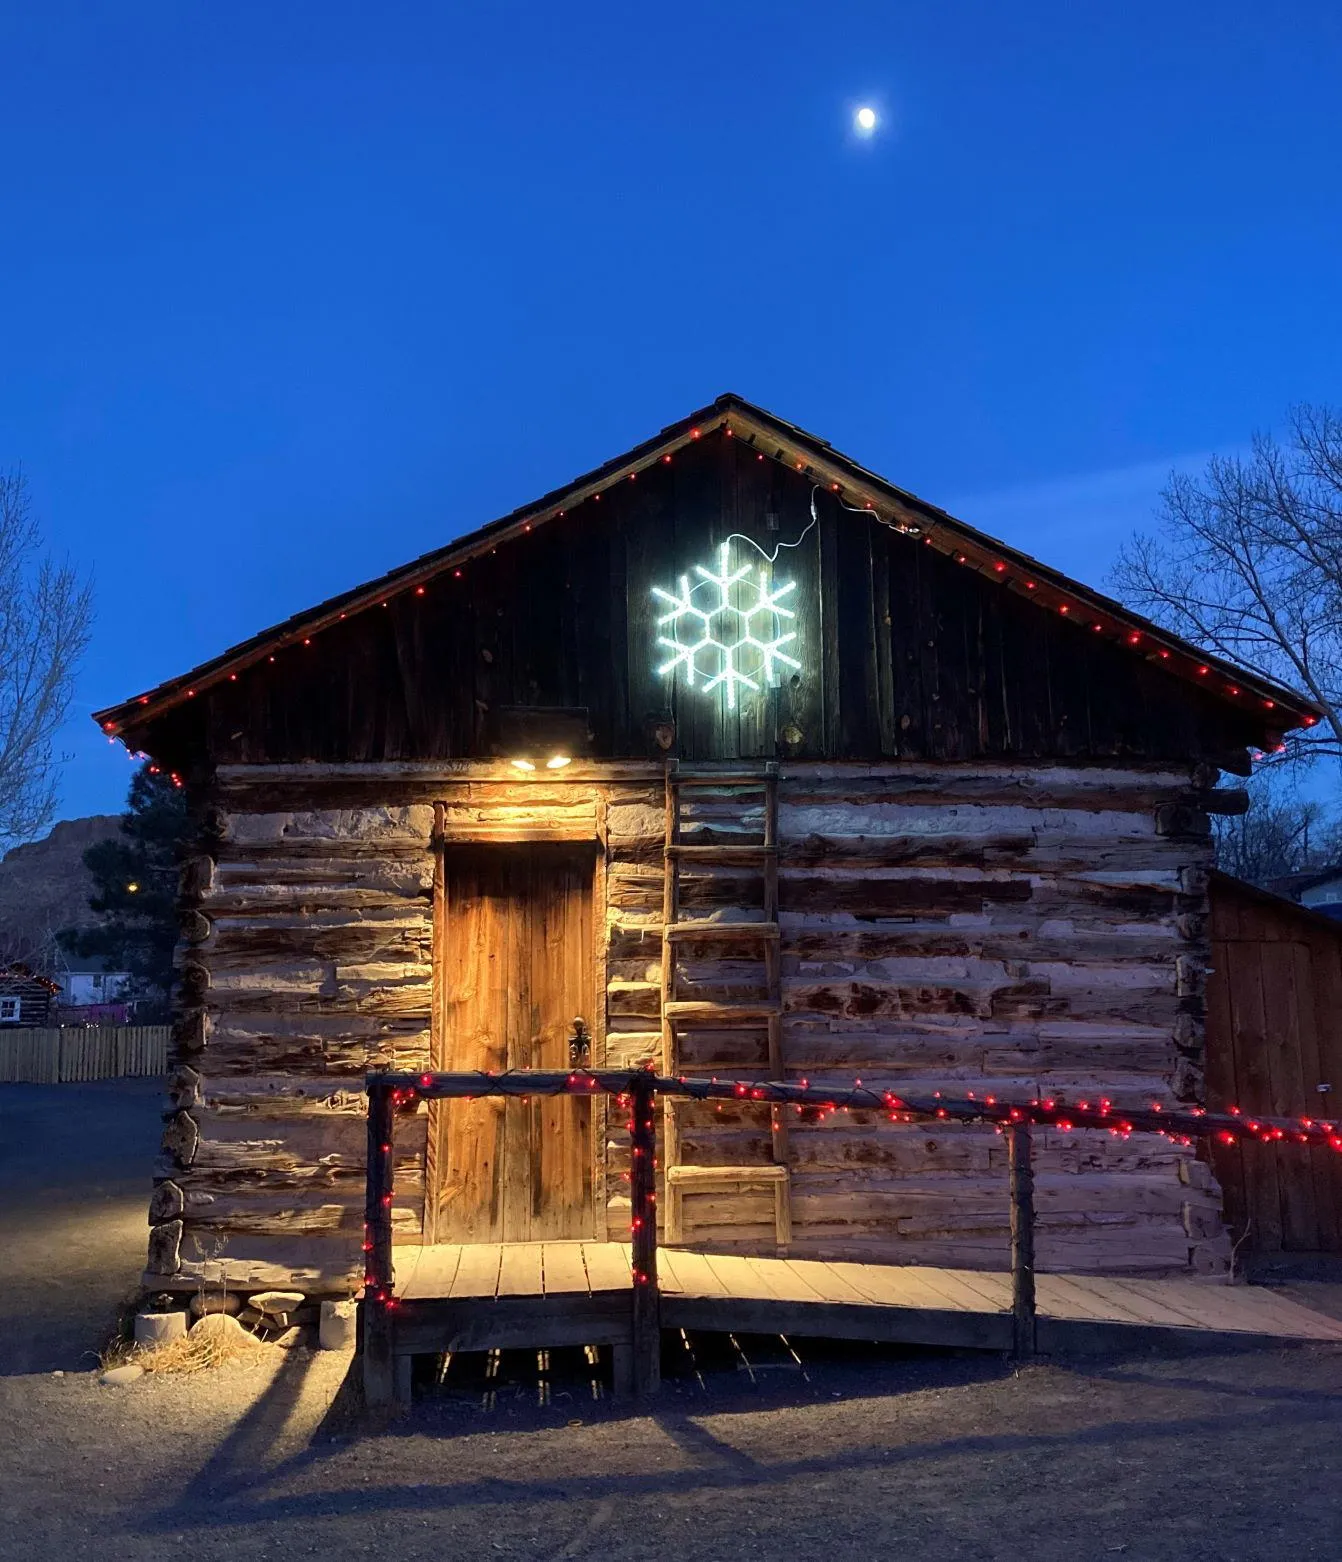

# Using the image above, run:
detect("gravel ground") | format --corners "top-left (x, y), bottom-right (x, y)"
top-left (3, 1342), bottom-right (1342, 1562)
top-left (4, 1079), bottom-right (1342, 1561)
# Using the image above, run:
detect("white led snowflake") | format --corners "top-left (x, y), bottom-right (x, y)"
top-left (652, 541), bottom-right (801, 709)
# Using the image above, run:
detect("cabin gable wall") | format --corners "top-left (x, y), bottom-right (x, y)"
top-left (133, 433), bottom-right (1262, 775)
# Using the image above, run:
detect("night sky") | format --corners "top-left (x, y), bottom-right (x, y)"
top-left (3, 1), bottom-right (1340, 819)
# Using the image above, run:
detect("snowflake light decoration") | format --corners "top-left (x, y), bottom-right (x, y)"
top-left (651, 541), bottom-right (800, 709)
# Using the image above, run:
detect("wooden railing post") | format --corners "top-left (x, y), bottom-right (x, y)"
top-left (629, 1070), bottom-right (661, 1396)
top-left (1007, 1120), bottom-right (1036, 1361)
top-left (362, 1081), bottom-right (396, 1406)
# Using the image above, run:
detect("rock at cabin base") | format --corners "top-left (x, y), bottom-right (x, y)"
top-left (189, 1312), bottom-right (262, 1348)
top-left (189, 1292), bottom-right (242, 1319)
top-left (319, 1298), bottom-right (357, 1351)
top-left (237, 1306), bottom-right (265, 1329)
top-left (249, 1290), bottom-right (305, 1318)
top-left (134, 1311), bottom-right (188, 1348)
top-left (100, 1364), bottom-right (145, 1386)
top-left (273, 1326), bottom-right (313, 1350)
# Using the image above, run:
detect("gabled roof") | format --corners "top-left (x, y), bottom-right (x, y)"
top-left (95, 393), bottom-right (1322, 740)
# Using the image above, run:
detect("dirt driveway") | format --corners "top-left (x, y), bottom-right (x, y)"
top-left (3, 1079), bottom-right (1342, 1562)
top-left (0, 1077), bottom-right (161, 1374)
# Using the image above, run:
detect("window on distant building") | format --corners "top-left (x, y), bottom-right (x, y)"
top-left (0, 996), bottom-right (20, 1023)
top-left (92, 973), bottom-right (104, 989)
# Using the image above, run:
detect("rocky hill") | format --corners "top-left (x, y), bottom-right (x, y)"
top-left (0, 815), bottom-right (121, 968)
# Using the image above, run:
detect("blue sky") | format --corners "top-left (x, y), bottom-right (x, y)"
top-left (2, 1), bottom-right (1340, 820)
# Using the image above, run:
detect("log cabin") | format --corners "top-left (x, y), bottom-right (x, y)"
top-left (94, 393), bottom-right (1321, 1301)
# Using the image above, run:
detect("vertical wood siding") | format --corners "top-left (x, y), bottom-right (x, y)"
top-left (1207, 875), bottom-right (1342, 1256)
top-left (134, 432), bottom-right (1262, 775)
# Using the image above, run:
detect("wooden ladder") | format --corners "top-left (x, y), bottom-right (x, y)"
top-left (660, 761), bottom-right (791, 1252)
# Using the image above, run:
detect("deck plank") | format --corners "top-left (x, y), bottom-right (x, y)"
top-left (700, 1253), bottom-right (765, 1300)
top-left (1036, 1273), bottom-right (1130, 1322)
top-left (540, 1243), bottom-right (592, 1296)
top-left (663, 1249), bottom-right (732, 1298)
top-left (1120, 1278), bottom-right (1342, 1339)
top-left (498, 1243), bottom-right (545, 1297)
top-left (744, 1255), bottom-right (829, 1304)
top-left (934, 1268), bottom-right (1015, 1310)
top-left (451, 1244), bottom-right (505, 1300)
top-left (827, 1261), bottom-right (981, 1314)
top-left (1059, 1277), bottom-right (1201, 1329)
top-left (399, 1244), bottom-right (459, 1302)
top-left (657, 1247), bottom-right (685, 1294)
top-left (783, 1259), bottom-right (875, 1306)
top-left (581, 1242), bottom-right (633, 1292)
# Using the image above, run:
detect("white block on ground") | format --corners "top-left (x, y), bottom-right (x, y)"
top-left (134, 1311), bottom-right (188, 1347)
top-left (319, 1298), bottom-right (357, 1351)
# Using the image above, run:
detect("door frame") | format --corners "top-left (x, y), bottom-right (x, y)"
top-left (423, 798), bottom-right (608, 1245)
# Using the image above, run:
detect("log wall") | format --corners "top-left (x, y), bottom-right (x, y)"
top-left (149, 758), bottom-right (1230, 1293)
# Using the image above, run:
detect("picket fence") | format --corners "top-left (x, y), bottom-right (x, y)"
top-left (0, 1025), bottom-right (170, 1084)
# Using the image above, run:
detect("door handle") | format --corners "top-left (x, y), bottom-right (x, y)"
top-left (568, 1016), bottom-right (591, 1067)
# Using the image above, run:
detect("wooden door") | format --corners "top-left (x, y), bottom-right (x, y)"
top-left (430, 843), bottom-right (597, 1243)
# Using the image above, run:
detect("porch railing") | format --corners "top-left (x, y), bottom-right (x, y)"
top-left (362, 1069), bottom-right (1342, 1397)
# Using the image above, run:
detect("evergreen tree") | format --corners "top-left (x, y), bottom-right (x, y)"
top-left (59, 764), bottom-right (188, 1019)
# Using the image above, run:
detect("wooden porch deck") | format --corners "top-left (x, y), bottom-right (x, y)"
top-left (386, 1241), bottom-right (1342, 1373)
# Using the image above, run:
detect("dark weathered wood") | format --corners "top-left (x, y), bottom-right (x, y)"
top-left (628, 1070), bottom-right (660, 1395)
top-left (1008, 1122), bottom-right (1036, 1360)
top-left (119, 427), bottom-right (1276, 773)
top-left (1207, 873), bottom-right (1342, 1259)
top-left (362, 1081), bottom-right (396, 1407)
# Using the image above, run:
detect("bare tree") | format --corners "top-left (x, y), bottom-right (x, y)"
top-left (1112, 406), bottom-right (1342, 763)
top-left (1212, 780), bottom-right (1334, 886)
top-left (0, 470), bottom-right (93, 847)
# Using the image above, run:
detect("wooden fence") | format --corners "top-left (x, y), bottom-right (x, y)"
top-left (0, 1025), bottom-right (170, 1084)
top-left (1207, 870), bottom-right (1342, 1257)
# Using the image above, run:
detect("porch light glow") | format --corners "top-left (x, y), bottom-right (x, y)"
top-left (510, 757), bottom-right (536, 771)
top-left (652, 541), bottom-right (801, 710)
top-left (545, 755), bottom-right (572, 769)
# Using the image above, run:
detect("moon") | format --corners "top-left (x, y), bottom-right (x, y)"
top-left (855, 106), bottom-right (877, 135)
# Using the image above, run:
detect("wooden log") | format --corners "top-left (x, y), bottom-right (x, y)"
top-left (628, 1071), bottom-right (660, 1396)
top-left (362, 1082), bottom-right (396, 1408)
top-left (1008, 1122), bottom-right (1036, 1360)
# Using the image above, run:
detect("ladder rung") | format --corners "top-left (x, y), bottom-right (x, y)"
top-left (664, 1001), bottom-right (780, 1025)
top-left (672, 774), bottom-right (770, 788)
top-left (666, 844), bottom-right (775, 862)
top-left (666, 1164), bottom-right (789, 1186)
top-left (665, 921), bottom-right (779, 942)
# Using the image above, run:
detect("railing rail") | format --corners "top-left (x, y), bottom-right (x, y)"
top-left (362, 1068), bottom-right (1342, 1398)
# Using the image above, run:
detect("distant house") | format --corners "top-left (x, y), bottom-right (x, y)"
top-left (55, 954), bottom-right (133, 1022)
top-left (1266, 864), bottom-right (1342, 921)
top-left (0, 967), bottom-right (60, 1026)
